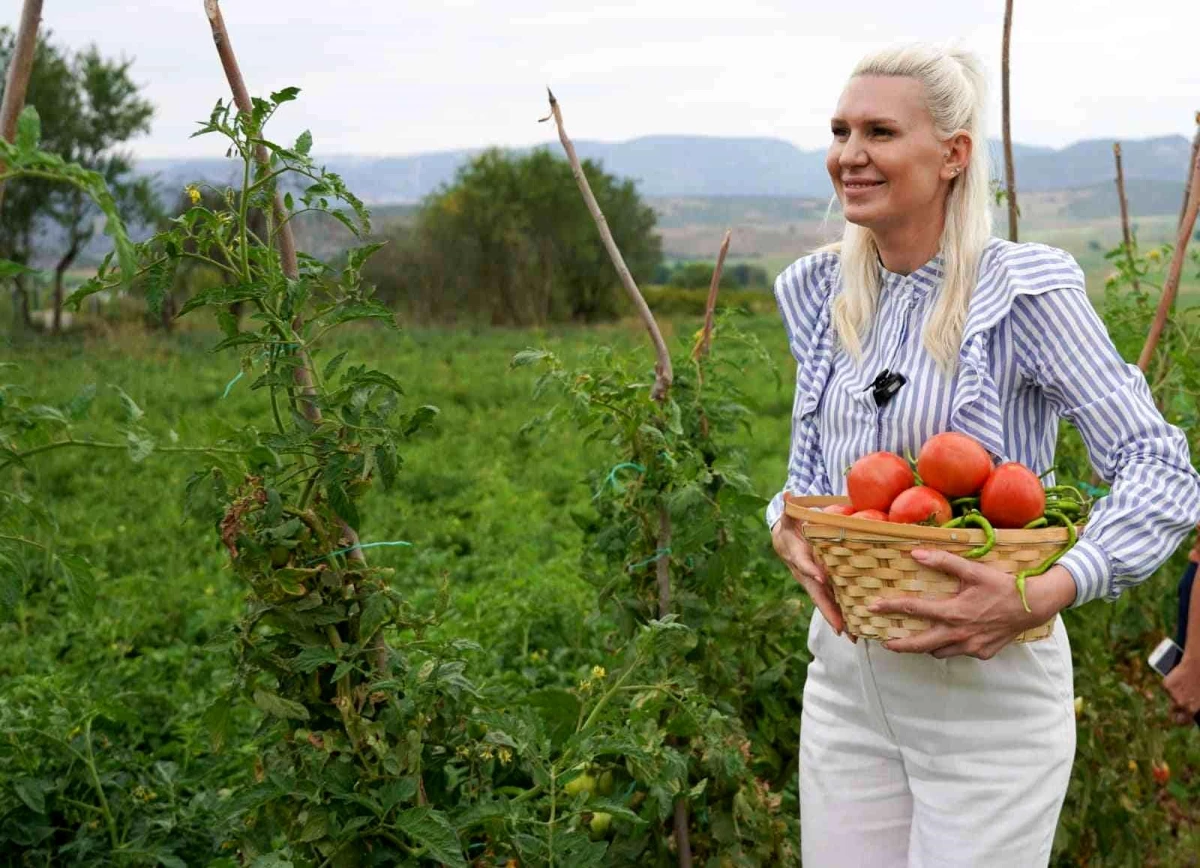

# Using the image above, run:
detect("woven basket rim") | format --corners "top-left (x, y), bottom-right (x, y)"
top-left (785, 495), bottom-right (1073, 544)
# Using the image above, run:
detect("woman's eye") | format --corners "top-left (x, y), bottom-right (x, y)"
top-left (831, 127), bottom-right (848, 139)
top-left (872, 127), bottom-right (894, 138)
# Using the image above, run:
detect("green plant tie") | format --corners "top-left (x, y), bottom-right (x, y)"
top-left (595, 462), bottom-right (645, 499)
top-left (626, 547), bottom-right (671, 572)
top-left (306, 540), bottom-right (413, 564)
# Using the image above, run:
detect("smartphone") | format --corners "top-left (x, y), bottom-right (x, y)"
top-left (1149, 638), bottom-right (1200, 726)
top-left (1149, 637), bottom-right (1185, 677)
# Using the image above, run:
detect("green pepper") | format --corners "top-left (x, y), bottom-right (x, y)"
top-left (961, 512), bottom-right (996, 559)
top-left (1013, 510), bottom-right (1077, 613)
top-left (1023, 517), bottom-right (1048, 529)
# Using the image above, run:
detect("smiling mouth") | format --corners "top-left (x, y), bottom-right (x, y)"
top-left (843, 180), bottom-right (885, 190)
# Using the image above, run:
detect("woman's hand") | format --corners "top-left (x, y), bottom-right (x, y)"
top-left (771, 513), bottom-right (849, 637)
top-left (1164, 656), bottom-right (1200, 725)
top-left (866, 548), bottom-right (1077, 659)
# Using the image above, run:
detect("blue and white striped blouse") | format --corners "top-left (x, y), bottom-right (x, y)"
top-left (765, 237), bottom-right (1200, 607)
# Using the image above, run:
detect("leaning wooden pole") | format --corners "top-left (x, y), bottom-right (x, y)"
top-left (0, 0), bottom-right (44, 214)
top-left (1176, 112), bottom-right (1200, 231)
top-left (1113, 143), bottom-right (1139, 294)
top-left (542, 89), bottom-right (672, 403)
top-left (1137, 140), bottom-right (1200, 372)
top-left (543, 89), bottom-right (689, 865)
top-left (1001, 0), bottom-right (1019, 242)
top-left (203, 1), bottom-right (368, 576)
top-left (691, 229), bottom-right (731, 363)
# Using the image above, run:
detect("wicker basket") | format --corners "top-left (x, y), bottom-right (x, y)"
top-left (784, 495), bottom-right (1068, 643)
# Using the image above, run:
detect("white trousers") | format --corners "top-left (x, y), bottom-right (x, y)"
top-left (799, 615), bottom-right (1076, 867)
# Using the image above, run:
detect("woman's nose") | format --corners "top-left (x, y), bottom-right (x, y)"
top-left (839, 134), bottom-right (869, 167)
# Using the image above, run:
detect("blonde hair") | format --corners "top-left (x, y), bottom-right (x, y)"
top-left (827, 44), bottom-right (993, 373)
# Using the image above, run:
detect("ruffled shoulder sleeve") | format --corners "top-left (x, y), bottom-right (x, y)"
top-left (773, 251), bottom-right (840, 364)
top-left (949, 240), bottom-right (1087, 460)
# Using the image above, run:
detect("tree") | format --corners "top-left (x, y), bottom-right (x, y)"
top-left (0, 29), bottom-right (157, 333)
top-left (365, 148), bottom-right (661, 325)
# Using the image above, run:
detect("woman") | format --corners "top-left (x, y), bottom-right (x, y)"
top-left (767, 44), bottom-right (1200, 866)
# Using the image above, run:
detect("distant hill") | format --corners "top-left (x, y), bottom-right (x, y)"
top-left (135, 133), bottom-right (1195, 205)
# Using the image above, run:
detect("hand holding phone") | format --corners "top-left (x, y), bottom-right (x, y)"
top-left (1149, 638), bottom-right (1200, 727)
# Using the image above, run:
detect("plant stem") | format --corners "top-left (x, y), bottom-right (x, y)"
top-left (83, 718), bottom-right (120, 851)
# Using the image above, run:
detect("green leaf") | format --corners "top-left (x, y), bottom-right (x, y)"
top-left (284, 192), bottom-right (294, 211)
top-left (253, 689), bottom-right (311, 721)
top-left (212, 333), bottom-right (267, 352)
top-left (249, 856), bottom-right (294, 868)
top-left (525, 688), bottom-right (581, 747)
top-left (297, 808), bottom-right (328, 842)
top-left (203, 697), bottom-right (232, 752)
top-left (392, 807), bottom-right (465, 866)
top-left (126, 430), bottom-right (155, 463)
top-left (325, 485), bottom-right (360, 529)
top-left (111, 385), bottom-right (145, 422)
top-left (57, 554), bottom-right (96, 612)
top-left (294, 130), bottom-right (313, 156)
top-left (178, 283), bottom-right (263, 317)
top-left (375, 442), bottom-right (398, 490)
top-left (14, 106), bottom-right (40, 152)
top-left (0, 259), bottom-right (39, 280)
top-left (65, 384), bottom-right (97, 421)
top-left (13, 778), bottom-right (47, 814)
top-left (270, 86), bottom-right (301, 105)
top-left (245, 445), bottom-right (282, 471)
top-left (323, 351), bottom-right (348, 381)
top-left (343, 368), bottom-right (405, 396)
top-left (360, 592), bottom-right (390, 641)
top-left (290, 647), bottom-right (337, 673)
top-left (403, 405), bottom-right (439, 436)
top-left (510, 348), bottom-right (554, 368)
top-left (324, 301), bottom-right (395, 328)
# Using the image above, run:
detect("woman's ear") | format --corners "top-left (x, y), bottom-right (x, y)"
top-left (942, 130), bottom-right (972, 180)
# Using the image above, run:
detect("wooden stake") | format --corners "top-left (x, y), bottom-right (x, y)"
top-left (1137, 138), bottom-right (1200, 372)
top-left (542, 89), bottom-right (672, 402)
top-left (0, 0), bottom-right (44, 214)
top-left (691, 229), bottom-right (731, 363)
top-left (1113, 143), bottom-right (1139, 294)
top-left (203, 1), bottom-right (370, 578)
top-left (1001, 0), bottom-right (1019, 242)
top-left (1179, 112), bottom-right (1200, 233)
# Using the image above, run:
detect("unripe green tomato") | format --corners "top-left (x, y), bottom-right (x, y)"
top-left (270, 545), bottom-right (290, 567)
top-left (597, 769), bottom-right (615, 796)
top-left (589, 811), bottom-right (613, 839)
top-left (563, 773), bottom-right (596, 799)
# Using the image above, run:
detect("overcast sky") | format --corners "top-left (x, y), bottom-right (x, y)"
top-left (21, 0), bottom-right (1200, 159)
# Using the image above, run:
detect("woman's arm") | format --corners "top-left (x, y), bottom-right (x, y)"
top-left (1009, 284), bottom-right (1200, 606)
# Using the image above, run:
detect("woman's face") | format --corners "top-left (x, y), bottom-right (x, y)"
top-left (826, 75), bottom-right (966, 232)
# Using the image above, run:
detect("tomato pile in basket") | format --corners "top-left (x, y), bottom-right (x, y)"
top-left (823, 432), bottom-right (1092, 611)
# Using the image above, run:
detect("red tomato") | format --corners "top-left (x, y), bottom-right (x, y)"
top-left (822, 504), bottom-right (855, 516)
top-left (850, 509), bottom-right (890, 522)
top-left (847, 452), bottom-right (914, 513)
top-left (979, 462), bottom-right (1046, 528)
top-left (1152, 762), bottom-right (1171, 786)
top-left (916, 432), bottom-right (993, 497)
top-left (888, 486), bottom-right (953, 525)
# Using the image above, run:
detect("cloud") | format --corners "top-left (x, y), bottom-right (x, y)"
top-left (25, 0), bottom-right (1200, 158)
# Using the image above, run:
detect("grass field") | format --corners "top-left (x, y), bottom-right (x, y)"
top-left (2, 308), bottom-right (1199, 864)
